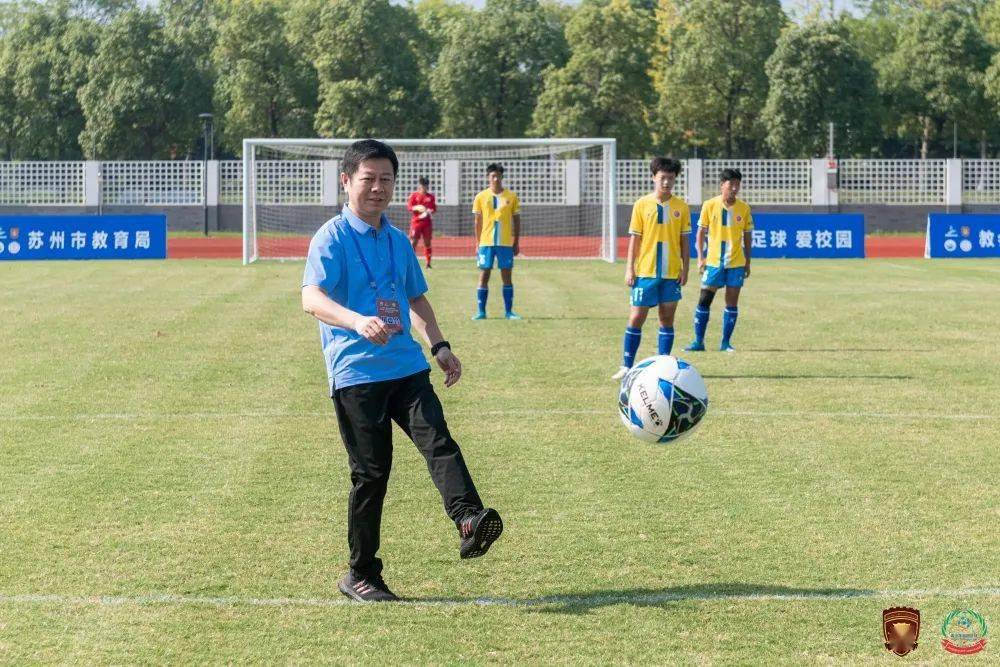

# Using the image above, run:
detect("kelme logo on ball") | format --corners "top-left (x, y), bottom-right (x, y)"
top-left (637, 384), bottom-right (663, 427)
top-left (883, 607), bottom-right (920, 656)
top-left (941, 609), bottom-right (988, 655)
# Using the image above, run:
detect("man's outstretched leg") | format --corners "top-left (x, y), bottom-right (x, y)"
top-left (390, 370), bottom-right (503, 560)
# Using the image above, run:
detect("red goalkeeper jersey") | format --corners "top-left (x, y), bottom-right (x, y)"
top-left (407, 191), bottom-right (437, 225)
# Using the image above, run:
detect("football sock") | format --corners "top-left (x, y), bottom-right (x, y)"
top-left (658, 327), bottom-right (674, 355)
top-left (425, 246), bottom-right (432, 265)
top-left (502, 284), bottom-right (514, 314)
top-left (476, 287), bottom-right (488, 314)
top-left (623, 327), bottom-right (642, 368)
top-left (693, 306), bottom-right (710, 344)
top-left (722, 307), bottom-right (738, 344)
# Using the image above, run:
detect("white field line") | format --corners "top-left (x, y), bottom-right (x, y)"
top-left (2, 587), bottom-right (999, 609)
top-left (1, 408), bottom-right (999, 423)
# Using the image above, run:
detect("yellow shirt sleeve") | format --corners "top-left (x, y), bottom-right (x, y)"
top-left (745, 207), bottom-right (754, 230)
top-left (628, 201), bottom-right (643, 235)
top-left (511, 192), bottom-right (520, 215)
top-left (472, 193), bottom-right (483, 214)
top-left (682, 205), bottom-right (692, 234)
top-left (698, 202), bottom-right (710, 228)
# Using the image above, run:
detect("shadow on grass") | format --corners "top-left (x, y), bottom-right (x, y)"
top-left (416, 583), bottom-right (876, 614)
top-left (485, 316), bottom-right (623, 321)
top-left (702, 373), bottom-right (912, 380)
top-left (741, 348), bottom-right (935, 353)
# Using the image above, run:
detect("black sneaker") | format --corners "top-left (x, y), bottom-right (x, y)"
top-left (459, 508), bottom-right (503, 559)
top-left (338, 572), bottom-right (400, 602)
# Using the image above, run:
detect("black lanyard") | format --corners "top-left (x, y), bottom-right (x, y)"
top-left (347, 219), bottom-right (397, 296)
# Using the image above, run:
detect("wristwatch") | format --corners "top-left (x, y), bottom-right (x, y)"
top-left (430, 340), bottom-right (451, 357)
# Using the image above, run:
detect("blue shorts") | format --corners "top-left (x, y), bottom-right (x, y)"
top-left (477, 245), bottom-right (514, 270)
top-left (702, 266), bottom-right (745, 289)
top-left (630, 277), bottom-right (682, 307)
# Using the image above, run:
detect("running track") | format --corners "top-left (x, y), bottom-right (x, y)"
top-left (169, 236), bottom-right (926, 259)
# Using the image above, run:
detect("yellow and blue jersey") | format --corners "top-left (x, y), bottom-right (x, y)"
top-left (628, 194), bottom-right (691, 280)
top-left (698, 195), bottom-right (753, 269)
top-left (473, 188), bottom-right (520, 247)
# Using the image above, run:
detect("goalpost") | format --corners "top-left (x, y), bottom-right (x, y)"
top-left (242, 138), bottom-right (617, 264)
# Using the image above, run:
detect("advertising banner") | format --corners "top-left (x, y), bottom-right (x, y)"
top-left (0, 214), bottom-right (167, 261)
top-left (925, 214), bottom-right (1000, 258)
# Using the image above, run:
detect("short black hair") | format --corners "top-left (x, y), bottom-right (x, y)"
top-left (720, 168), bottom-right (742, 182)
top-left (418, 176), bottom-right (429, 187)
top-left (341, 139), bottom-right (399, 177)
top-left (649, 157), bottom-right (682, 176)
top-left (486, 163), bottom-right (504, 176)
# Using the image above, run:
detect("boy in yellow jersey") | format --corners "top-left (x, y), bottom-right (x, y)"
top-left (472, 163), bottom-right (522, 320)
top-left (612, 157), bottom-right (690, 380)
top-left (684, 168), bottom-right (753, 352)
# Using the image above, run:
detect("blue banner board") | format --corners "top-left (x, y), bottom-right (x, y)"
top-left (924, 214), bottom-right (1000, 258)
top-left (686, 213), bottom-right (865, 258)
top-left (0, 214), bottom-right (167, 261)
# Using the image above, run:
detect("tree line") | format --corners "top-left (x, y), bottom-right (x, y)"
top-left (2, 0), bottom-right (1000, 160)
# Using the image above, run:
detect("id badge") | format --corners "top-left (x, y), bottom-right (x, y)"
top-left (376, 298), bottom-right (403, 334)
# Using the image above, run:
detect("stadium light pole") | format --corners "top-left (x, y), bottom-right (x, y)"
top-left (199, 113), bottom-right (214, 236)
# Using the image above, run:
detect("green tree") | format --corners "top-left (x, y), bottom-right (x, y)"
top-left (652, 0), bottom-right (786, 157)
top-left (0, 1), bottom-right (98, 159)
top-left (78, 8), bottom-right (200, 158)
top-left (431, 0), bottom-right (569, 137)
top-left (530, 0), bottom-right (654, 155)
top-left (310, 0), bottom-right (435, 137)
top-left (762, 22), bottom-right (881, 157)
top-left (982, 0), bottom-right (1000, 45)
top-left (881, 7), bottom-right (992, 158)
top-left (213, 0), bottom-right (317, 154)
top-left (413, 0), bottom-right (474, 78)
top-left (982, 1), bottom-right (1000, 154)
top-left (161, 0), bottom-right (217, 157)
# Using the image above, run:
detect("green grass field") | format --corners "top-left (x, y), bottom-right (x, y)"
top-left (1, 258), bottom-right (998, 663)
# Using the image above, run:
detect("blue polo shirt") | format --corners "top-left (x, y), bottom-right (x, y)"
top-left (303, 205), bottom-right (430, 393)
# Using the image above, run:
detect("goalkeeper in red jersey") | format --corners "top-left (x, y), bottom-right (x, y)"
top-left (407, 176), bottom-right (437, 269)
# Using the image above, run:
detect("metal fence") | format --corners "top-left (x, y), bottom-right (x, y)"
top-left (101, 161), bottom-right (203, 206)
top-left (962, 159), bottom-right (1000, 204)
top-left (703, 159), bottom-right (810, 205)
top-left (839, 159), bottom-right (947, 205)
top-left (3, 159), bottom-right (1000, 207)
top-left (0, 162), bottom-right (84, 205)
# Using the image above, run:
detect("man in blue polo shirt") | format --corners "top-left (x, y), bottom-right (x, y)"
top-left (302, 140), bottom-right (503, 603)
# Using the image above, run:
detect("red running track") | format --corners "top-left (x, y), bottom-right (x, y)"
top-left (168, 235), bottom-right (927, 259)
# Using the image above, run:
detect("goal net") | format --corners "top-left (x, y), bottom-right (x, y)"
top-left (242, 138), bottom-right (617, 264)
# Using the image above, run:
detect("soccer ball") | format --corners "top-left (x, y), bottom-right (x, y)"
top-left (618, 355), bottom-right (709, 444)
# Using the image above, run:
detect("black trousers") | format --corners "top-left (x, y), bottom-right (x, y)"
top-left (332, 369), bottom-right (484, 578)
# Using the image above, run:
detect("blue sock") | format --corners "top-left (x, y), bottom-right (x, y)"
top-left (502, 284), bottom-right (514, 314)
top-left (693, 306), bottom-right (710, 344)
top-left (623, 327), bottom-right (642, 368)
top-left (722, 307), bottom-right (738, 344)
top-left (476, 287), bottom-right (488, 314)
top-left (658, 327), bottom-right (674, 355)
